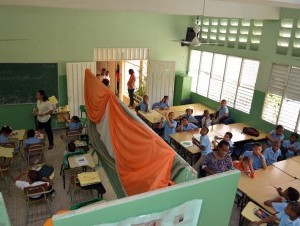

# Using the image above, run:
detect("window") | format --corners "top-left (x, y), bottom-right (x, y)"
top-left (262, 64), bottom-right (300, 133)
top-left (188, 50), bottom-right (259, 114)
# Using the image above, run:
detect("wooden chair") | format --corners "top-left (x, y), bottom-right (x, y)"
top-left (2, 142), bottom-right (23, 170)
top-left (0, 156), bottom-right (13, 195)
top-left (24, 183), bottom-right (53, 225)
top-left (26, 142), bottom-right (44, 166)
top-left (65, 130), bottom-right (82, 148)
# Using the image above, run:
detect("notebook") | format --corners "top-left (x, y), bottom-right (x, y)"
top-left (180, 141), bottom-right (193, 148)
top-left (78, 172), bottom-right (101, 186)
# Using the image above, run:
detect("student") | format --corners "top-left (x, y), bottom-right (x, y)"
top-left (263, 140), bottom-right (281, 165)
top-left (212, 99), bottom-right (229, 124)
top-left (252, 202), bottom-right (300, 226)
top-left (15, 170), bottom-right (54, 198)
top-left (159, 112), bottom-right (177, 143)
top-left (0, 125), bottom-right (13, 144)
top-left (192, 127), bottom-right (212, 157)
top-left (62, 115), bottom-right (82, 131)
top-left (102, 78), bottom-right (110, 87)
top-left (176, 117), bottom-right (199, 133)
top-left (135, 95), bottom-right (150, 113)
top-left (200, 140), bottom-right (233, 176)
top-left (105, 70), bottom-right (110, 80)
top-left (179, 108), bottom-right (198, 124)
top-left (63, 141), bottom-right (81, 165)
top-left (23, 129), bottom-right (41, 150)
top-left (241, 142), bottom-right (267, 170)
top-left (201, 110), bottom-right (212, 128)
top-left (233, 157), bottom-right (255, 178)
top-left (264, 187), bottom-right (300, 213)
top-left (266, 124), bottom-right (284, 146)
top-left (127, 69), bottom-right (136, 109)
top-left (212, 132), bottom-right (233, 150)
top-left (281, 132), bottom-right (300, 158)
top-left (158, 96), bottom-right (170, 110)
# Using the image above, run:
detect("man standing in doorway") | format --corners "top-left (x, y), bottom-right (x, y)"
top-left (127, 69), bottom-right (136, 109)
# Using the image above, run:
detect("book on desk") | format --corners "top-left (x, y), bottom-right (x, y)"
top-left (77, 172), bottom-right (101, 186)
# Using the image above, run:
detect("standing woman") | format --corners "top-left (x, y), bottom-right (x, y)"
top-left (127, 69), bottom-right (136, 108)
top-left (36, 90), bottom-right (54, 149)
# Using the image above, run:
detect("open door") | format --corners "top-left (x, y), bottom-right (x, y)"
top-left (147, 60), bottom-right (175, 108)
top-left (66, 62), bottom-right (96, 116)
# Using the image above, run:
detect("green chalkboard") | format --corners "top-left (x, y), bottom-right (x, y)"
top-left (0, 63), bottom-right (58, 104)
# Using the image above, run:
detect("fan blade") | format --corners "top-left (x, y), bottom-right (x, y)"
top-left (200, 43), bottom-right (218, 45)
top-left (0, 39), bottom-right (28, 41)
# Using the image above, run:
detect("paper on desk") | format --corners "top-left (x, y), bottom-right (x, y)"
top-left (78, 172), bottom-right (101, 186)
top-left (75, 156), bottom-right (88, 166)
top-left (180, 140), bottom-right (193, 148)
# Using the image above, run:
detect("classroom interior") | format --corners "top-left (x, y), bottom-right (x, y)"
top-left (1, 1), bottom-right (300, 225)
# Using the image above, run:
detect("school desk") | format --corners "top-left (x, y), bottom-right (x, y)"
top-left (241, 201), bottom-right (268, 226)
top-left (272, 158), bottom-right (300, 179)
top-left (68, 153), bottom-right (95, 169)
top-left (169, 131), bottom-right (201, 165)
top-left (137, 110), bottom-right (163, 125)
top-left (0, 146), bottom-right (14, 158)
top-left (8, 129), bottom-right (26, 141)
top-left (291, 155), bottom-right (300, 163)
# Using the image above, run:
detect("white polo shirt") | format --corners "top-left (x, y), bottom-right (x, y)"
top-left (37, 100), bottom-right (53, 123)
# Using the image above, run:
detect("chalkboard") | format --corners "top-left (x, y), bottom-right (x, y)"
top-left (0, 63), bottom-right (58, 104)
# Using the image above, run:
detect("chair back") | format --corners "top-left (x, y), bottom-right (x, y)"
top-left (24, 182), bottom-right (49, 200)
top-left (66, 130), bottom-right (81, 141)
top-left (27, 142), bottom-right (44, 165)
top-left (0, 156), bottom-right (12, 177)
top-left (80, 105), bottom-right (86, 118)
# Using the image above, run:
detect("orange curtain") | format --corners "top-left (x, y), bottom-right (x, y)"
top-left (84, 69), bottom-right (175, 195)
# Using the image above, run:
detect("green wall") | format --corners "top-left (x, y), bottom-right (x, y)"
top-left (0, 5), bottom-right (190, 129)
top-left (187, 8), bottom-right (300, 136)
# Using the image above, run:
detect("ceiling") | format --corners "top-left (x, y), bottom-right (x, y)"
top-left (0, 0), bottom-right (299, 19)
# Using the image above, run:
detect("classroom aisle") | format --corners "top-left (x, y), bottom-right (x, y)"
top-left (1, 130), bottom-right (118, 226)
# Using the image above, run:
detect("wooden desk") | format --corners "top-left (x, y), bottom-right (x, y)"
top-left (138, 110), bottom-right (163, 125)
top-left (9, 129), bottom-right (26, 141)
top-left (33, 108), bottom-right (70, 130)
top-left (241, 201), bottom-right (268, 225)
top-left (291, 156), bottom-right (300, 163)
top-left (68, 153), bottom-right (95, 169)
top-left (272, 159), bottom-right (300, 179)
top-left (0, 146), bottom-right (14, 158)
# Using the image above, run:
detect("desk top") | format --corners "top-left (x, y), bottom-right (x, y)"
top-left (241, 201), bottom-right (268, 225)
top-left (0, 146), bottom-right (14, 158)
top-left (9, 129), bottom-right (26, 141)
top-left (272, 159), bottom-right (300, 179)
top-left (291, 156), bottom-right (300, 163)
top-left (169, 131), bottom-right (200, 154)
top-left (68, 153), bottom-right (95, 169)
top-left (138, 110), bottom-right (163, 124)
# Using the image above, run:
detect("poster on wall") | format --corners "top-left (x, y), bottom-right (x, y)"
top-left (95, 199), bottom-right (202, 226)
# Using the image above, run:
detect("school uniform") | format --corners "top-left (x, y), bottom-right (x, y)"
top-left (158, 102), bottom-right (169, 109)
top-left (201, 116), bottom-right (212, 127)
top-left (276, 210), bottom-right (300, 226)
top-left (200, 135), bottom-right (212, 156)
top-left (217, 106), bottom-right (229, 118)
top-left (181, 114), bottom-right (198, 123)
top-left (243, 151), bottom-right (266, 170)
top-left (267, 130), bottom-right (285, 146)
top-left (0, 134), bottom-right (9, 144)
top-left (182, 123), bottom-right (198, 132)
top-left (68, 122), bottom-right (82, 131)
top-left (282, 140), bottom-right (300, 157)
top-left (137, 101), bottom-right (149, 113)
top-left (23, 137), bottom-right (41, 149)
top-left (263, 147), bottom-right (281, 165)
top-left (272, 202), bottom-right (288, 213)
top-left (162, 120), bottom-right (177, 143)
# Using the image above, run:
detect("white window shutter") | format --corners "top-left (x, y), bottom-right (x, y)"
top-left (285, 67), bottom-right (300, 101)
top-left (188, 50), bottom-right (201, 92)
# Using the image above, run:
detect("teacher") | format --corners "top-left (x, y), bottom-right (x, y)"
top-left (36, 90), bottom-right (54, 149)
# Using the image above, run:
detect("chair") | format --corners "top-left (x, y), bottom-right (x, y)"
top-left (26, 142), bottom-right (44, 166)
top-left (79, 105), bottom-right (87, 130)
top-left (0, 156), bottom-right (13, 195)
top-left (24, 183), bottom-right (53, 225)
top-left (60, 150), bottom-right (85, 189)
top-left (65, 130), bottom-right (82, 148)
top-left (2, 142), bottom-right (23, 170)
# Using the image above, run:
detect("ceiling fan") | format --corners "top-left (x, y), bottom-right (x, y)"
top-left (179, 0), bottom-right (218, 47)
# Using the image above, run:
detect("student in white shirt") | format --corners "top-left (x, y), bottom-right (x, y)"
top-left (36, 90), bottom-right (54, 149)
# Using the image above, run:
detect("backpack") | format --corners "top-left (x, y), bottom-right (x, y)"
top-left (242, 127), bottom-right (260, 137)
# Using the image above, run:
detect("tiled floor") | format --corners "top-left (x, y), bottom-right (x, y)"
top-left (1, 128), bottom-right (249, 226)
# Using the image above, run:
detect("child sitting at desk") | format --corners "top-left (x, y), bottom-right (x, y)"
top-left (62, 115), bottom-right (82, 131)
top-left (240, 142), bottom-right (267, 170)
top-left (212, 132), bottom-right (233, 150)
top-left (212, 99), bottom-right (230, 124)
top-left (263, 140), bottom-right (281, 166)
top-left (266, 124), bottom-right (285, 147)
top-left (135, 95), bottom-right (150, 113)
top-left (23, 129), bottom-right (42, 150)
top-left (281, 132), bottom-right (300, 158)
top-left (179, 108), bottom-right (198, 124)
top-left (63, 141), bottom-right (82, 165)
top-left (233, 157), bottom-right (255, 178)
top-left (0, 125), bottom-right (13, 145)
top-left (176, 117), bottom-right (199, 133)
top-left (252, 202), bottom-right (300, 226)
top-left (153, 96), bottom-right (170, 110)
top-left (201, 110), bottom-right (212, 128)
top-left (264, 187), bottom-right (300, 213)
top-left (159, 112), bottom-right (177, 144)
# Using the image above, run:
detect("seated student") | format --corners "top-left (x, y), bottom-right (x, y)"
top-left (264, 187), bottom-right (300, 213)
top-left (176, 117), bottom-right (199, 133)
top-left (62, 115), bottom-right (82, 131)
top-left (23, 129), bottom-right (42, 150)
top-left (15, 170), bottom-right (54, 198)
top-left (233, 157), bottom-right (255, 178)
top-left (63, 141), bottom-right (81, 165)
top-left (281, 132), bottom-right (300, 158)
top-left (212, 132), bottom-right (233, 150)
top-left (179, 108), bottom-right (198, 124)
top-left (200, 140), bottom-right (233, 176)
top-left (240, 142), bottom-right (267, 170)
top-left (252, 202), bottom-right (300, 226)
top-left (157, 96), bottom-right (170, 110)
top-left (0, 125), bottom-right (13, 145)
top-left (266, 124), bottom-right (284, 146)
top-left (263, 140), bottom-right (281, 165)
top-left (135, 95), bottom-right (150, 113)
top-left (201, 110), bottom-right (212, 128)
top-left (159, 112), bottom-right (177, 144)
top-left (212, 99), bottom-right (229, 124)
